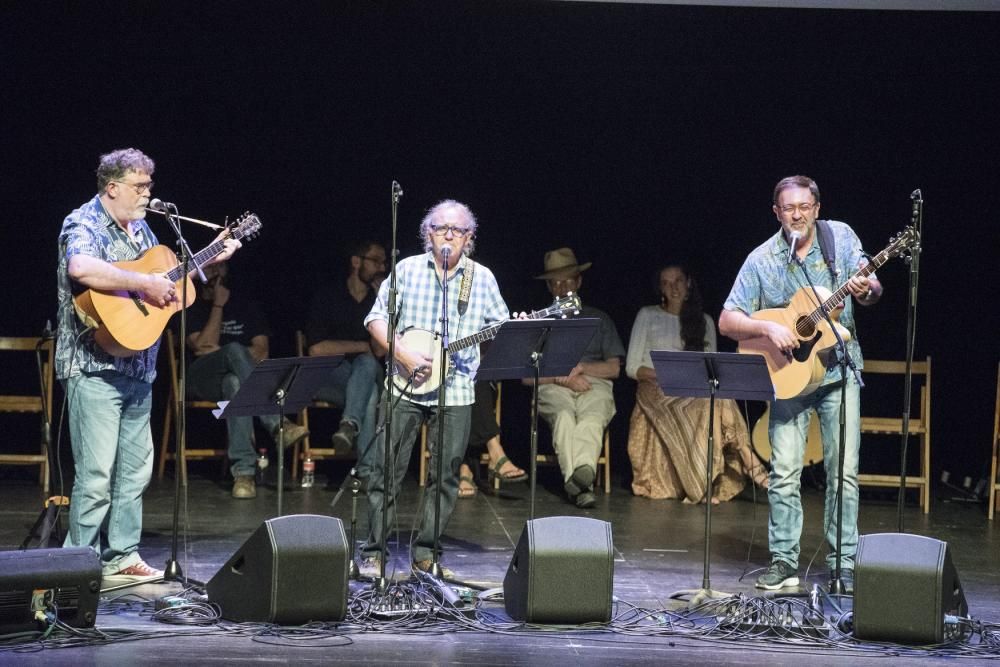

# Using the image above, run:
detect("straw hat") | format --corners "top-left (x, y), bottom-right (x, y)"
top-left (534, 247), bottom-right (592, 280)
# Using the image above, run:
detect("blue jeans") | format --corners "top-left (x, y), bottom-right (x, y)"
top-left (186, 343), bottom-right (280, 477)
top-left (63, 370), bottom-right (154, 575)
top-left (314, 353), bottom-right (381, 480)
top-left (768, 378), bottom-right (861, 571)
top-left (361, 401), bottom-right (471, 563)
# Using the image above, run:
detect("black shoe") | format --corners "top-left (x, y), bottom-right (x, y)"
top-left (564, 465), bottom-right (596, 497)
top-left (575, 491), bottom-right (597, 508)
top-left (331, 421), bottom-right (358, 451)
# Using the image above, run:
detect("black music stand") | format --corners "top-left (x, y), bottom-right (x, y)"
top-left (650, 350), bottom-right (773, 607)
top-left (475, 318), bottom-right (599, 520)
top-left (213, 355), bottom-right (343, 517)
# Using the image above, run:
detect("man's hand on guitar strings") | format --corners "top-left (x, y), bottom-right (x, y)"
top-left (846, 275), bottom-right (872, 301)
top-left (764, 321), bottom-right (799, 355)
top-left (145, 273), bottom-right (177, 307)
top-left (207, 236), bottom-right (242, 266)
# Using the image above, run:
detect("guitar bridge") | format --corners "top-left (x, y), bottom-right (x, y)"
top-left (129, 291), bottom-right (150, 316)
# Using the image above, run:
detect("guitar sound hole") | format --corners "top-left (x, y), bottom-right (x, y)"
top-left (794, 316), bottom-right (815, 338)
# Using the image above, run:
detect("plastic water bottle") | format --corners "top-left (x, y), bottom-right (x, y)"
top-left (255, 448), bottom-right (269, 485)
top-left (301, 457), bottom-right (315, 488)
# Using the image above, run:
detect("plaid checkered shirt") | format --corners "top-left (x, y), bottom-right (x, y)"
top-left (365, 251), bottom-right (509, 406)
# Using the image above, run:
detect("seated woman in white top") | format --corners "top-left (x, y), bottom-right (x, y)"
top-left (625, 264), bottom-right (766, 502)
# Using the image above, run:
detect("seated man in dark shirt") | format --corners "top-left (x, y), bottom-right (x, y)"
top-left (185, 261), bottom-right (308, 498)
top-left (304, 240), bottom-right (386, 483)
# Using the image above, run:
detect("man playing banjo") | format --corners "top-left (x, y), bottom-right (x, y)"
top-left (359, 199), bottom-right (509, 579)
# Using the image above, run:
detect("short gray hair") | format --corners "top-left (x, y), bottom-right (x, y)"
top-left (96, 148), bottom-right (155, 193)
top-left (419, 199), bottom-right (477, 256)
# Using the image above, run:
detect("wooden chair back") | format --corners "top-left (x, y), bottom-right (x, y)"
top-left (858, 356), bottom-right (932, 513)
top-left (157, 329), bottom-right (227, 485)
top-left (0, 337), bottom-right (54, 493)
top-left (293, 330), bottom-right (346, 479)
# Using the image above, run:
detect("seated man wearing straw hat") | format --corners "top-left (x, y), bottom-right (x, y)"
top-left (526, 248), bottom-right (624, 508)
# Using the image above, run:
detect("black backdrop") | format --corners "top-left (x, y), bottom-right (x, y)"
top-left (2, 1), bottom-right (996, 490)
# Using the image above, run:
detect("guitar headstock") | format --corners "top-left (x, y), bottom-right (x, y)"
top-left (226, 212), bottom-right (263, 242)
top-left (885, 226), bottom-right (919, 262)
top-left (548, 291), bottom-right (582, 319)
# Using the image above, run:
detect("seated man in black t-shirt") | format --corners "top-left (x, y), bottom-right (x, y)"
top-left (185, 261), bottom-right (308, 498)
top-left (304, 240), bottom-right (386, 484)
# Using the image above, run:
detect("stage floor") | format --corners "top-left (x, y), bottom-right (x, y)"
top-left (2, 464), bottom-right (999, 665)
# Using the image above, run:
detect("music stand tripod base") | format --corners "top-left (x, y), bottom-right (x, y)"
top-left (651, 350), bottom-right (774, 609)
top-left (669, 587), bottom-right (733, 607)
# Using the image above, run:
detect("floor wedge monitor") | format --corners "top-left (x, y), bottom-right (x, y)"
top-left (854, 532), bottom-right (968, 644)
top-left (207, 514), bottom-right (349, 624)
top-left (504, 516), bottom-right (614, 623)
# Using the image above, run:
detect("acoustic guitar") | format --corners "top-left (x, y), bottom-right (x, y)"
top-left (391, 293), bottom-right (581, 396)
top-left (751, 405), bottom-right (824, 467)
top-left (737, 227), bottom-right (918, 399)
top-left (73, 212), bottom-right (262, 357)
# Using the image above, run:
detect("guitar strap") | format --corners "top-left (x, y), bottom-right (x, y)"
top-left (815, 219), bottom-right (839, 282)
top-left (815, 218), bottom-right (858, 367)
top-left (457, 256), bottom-right (474, 316)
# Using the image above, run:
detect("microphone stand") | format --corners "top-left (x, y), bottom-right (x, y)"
top-left (162, 202), bottom-right (207, 584)
top-left (430, 248), bottom-right (451, 579)
top-left (897, 190), bottom-right (923, 532)
top-left (328, 468), bottom-right (362, 580)
top-left (375, 181), bottom-right (403, 593)
top-left (794, 255), bottom-right (862, 597)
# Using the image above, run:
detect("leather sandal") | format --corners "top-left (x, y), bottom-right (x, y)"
top-left (458, 474), bottom-right (477, 498)
top-left (489, 455), bottom-right (528, 484)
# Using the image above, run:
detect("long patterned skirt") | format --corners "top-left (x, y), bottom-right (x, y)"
top-left (628, 380), bottom-right (752, 502)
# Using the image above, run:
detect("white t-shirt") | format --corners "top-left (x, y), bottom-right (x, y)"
top-left (625, 306), bottom-right (716, 379)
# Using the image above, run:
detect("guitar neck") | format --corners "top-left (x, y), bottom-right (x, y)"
top-left (164, 239), bottom-right (228, 283)
top-left (808, 245), bottom-right (894, 325)
top-left (446, 309), bottom-right (551, 354)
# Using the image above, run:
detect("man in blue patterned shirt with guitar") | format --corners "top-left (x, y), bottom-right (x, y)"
top-left (57, 148), bottom-right (240, 583)
top-left (720, 175), bottom-right (883, 594)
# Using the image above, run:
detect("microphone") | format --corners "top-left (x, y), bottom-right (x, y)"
top-left (41, 320), bottom-right (54, 341)
top-left (148, 198), bottom-right (174, 213)
top-left (391, 180), bottom-right (404, 197)
top-left (441, 245), bottom-right (451, 268)
top-left (787, 232), bottom-right (801, 265)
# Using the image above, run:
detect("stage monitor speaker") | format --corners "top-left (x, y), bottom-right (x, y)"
top-left (503, 516), bottom-right (614, 624)
top-left (854, 532), bottom-right (968, 644)
top-left (207, 514), bottom-right (349, 624)
top-left (0, 547), bottom-right (101, 633)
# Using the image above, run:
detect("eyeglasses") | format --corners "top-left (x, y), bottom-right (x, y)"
top-left (778, 202), bottom-right (816, 215)
top-left (360, 255), bottom-right (387, 266)
top-left (430, 224), bottom-right (472, 237)
top-left (113, 180), bottom-right (154, 194)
